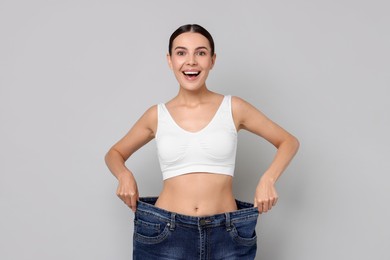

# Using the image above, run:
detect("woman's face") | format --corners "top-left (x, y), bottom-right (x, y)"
top-left (167, 32), bottom-right (216, 92)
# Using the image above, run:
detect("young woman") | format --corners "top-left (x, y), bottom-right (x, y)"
top-left (105, 24), bottom-right (299, 259)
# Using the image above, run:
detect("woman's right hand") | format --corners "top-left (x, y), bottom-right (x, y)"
top-left (116, 172), bottom-right (139, 212)
top-left (105, 105), bottom-right (157, 212)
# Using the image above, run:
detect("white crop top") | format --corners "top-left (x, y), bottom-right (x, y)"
top-left (156, 95), bottom-right (237, 180)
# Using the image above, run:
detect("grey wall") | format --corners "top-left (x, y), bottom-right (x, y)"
top-left (1, 0), bottom-right (389, 259)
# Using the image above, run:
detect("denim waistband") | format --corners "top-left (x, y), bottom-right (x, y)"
top-left (136, 197), bottom-right (259, 228)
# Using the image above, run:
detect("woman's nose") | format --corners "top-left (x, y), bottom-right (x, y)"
top-left (187, 54), bottom-right (197, 65)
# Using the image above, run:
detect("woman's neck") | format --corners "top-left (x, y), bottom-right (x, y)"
top-left (176, 87), bottom-right (214, 106)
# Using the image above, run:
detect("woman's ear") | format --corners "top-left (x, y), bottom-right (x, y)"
top-left (210, 53), bottom-right (217, 70)
top-left (167, 53), bottom-right (173, 70)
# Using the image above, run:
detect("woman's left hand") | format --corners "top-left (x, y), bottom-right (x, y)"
top-left (254, 176), bottom-right (279, 214)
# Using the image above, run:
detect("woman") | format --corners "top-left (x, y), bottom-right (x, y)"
top-left (105, 24), bottom-right (299, 260)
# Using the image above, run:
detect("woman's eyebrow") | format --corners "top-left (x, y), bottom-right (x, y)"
top-left (174, 46), bottom-right (209, 51)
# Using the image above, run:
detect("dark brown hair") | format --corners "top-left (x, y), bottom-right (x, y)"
top-left (168, 24), bottom-right (215, 56)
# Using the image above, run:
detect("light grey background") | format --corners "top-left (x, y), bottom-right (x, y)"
top-left (1, 0), bottom-right (389, 259)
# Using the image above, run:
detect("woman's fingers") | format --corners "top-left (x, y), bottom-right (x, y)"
top-left (254, 176), bottom-right (279, 213)
top-left (130, 193), bottom-right (139, 212)
top-left (116, 173), bottom-right (139, 212)
top-left (255, 195), bottom-right (278, 213)
top-left (117, 191), bottom-right (137, 209)
top-left (273, 196), bottom-right (278, 206)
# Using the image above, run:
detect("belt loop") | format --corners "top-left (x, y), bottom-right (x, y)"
top-left (170, 213), bottom-right (176, 231)
top-left (225, 213), bottom-right (232, 231)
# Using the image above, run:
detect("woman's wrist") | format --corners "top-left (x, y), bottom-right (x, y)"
top-left (259, 173), bottom-right (277, 185)
top-left (117, 170), bottom-right (134, 182)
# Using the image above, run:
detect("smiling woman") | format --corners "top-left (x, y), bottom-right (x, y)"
top-left (105, 24), bottom-right (299, 259)
top-left (167, 31), bottom-right (216, 91)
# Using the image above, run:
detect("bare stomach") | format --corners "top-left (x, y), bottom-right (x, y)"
top-left (155, 173), bottom-right (238, 216)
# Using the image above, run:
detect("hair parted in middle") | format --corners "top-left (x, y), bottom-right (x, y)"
top-left (168, 24), bottom-right (215, 56)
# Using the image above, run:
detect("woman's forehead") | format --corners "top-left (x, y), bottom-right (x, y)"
top-left (172, 32), bottom-right (211, 49)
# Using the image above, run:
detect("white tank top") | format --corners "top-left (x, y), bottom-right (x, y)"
top-left (156, 95), bottom-right (237, 180)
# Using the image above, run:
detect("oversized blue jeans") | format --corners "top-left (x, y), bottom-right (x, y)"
top-left (133, 197), bottom-right (259, 260)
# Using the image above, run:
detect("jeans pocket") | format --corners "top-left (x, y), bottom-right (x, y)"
top-left (133, 212), bottom-right (171, 245)
top-left (229, 217), bottom-right (258, 246)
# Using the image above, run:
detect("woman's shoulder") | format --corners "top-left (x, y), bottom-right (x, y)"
top-left (231, 95), bottom-right (253, 110)
top-left (230, 96), bottom-right (265, 126)
top-left (142, 104), bottom-right (158, 118)
top-left (137, 104), bottom-right (158, 126)
top-left (132, 104), bottom-right (158, 135)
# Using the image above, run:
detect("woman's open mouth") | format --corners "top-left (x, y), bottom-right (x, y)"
top-left (182, 70), bottom-right (201, 80)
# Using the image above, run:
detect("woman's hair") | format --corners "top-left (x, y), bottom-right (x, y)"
top-left (168, 24), bottom-right (215, 56)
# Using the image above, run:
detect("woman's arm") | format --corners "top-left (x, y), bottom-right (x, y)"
top-left (232, 96), bottom-right (300, 213)
top-left (104, 105), bottom-right (157, 212)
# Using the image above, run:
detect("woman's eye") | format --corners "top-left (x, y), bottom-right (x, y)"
top-left (197, 51), bottom-right (206, 56)
top-left (176, 51), bottom-right (185, 56)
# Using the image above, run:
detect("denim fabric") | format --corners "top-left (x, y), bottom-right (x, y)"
top-left (133, 197), bottom-right (259, 260)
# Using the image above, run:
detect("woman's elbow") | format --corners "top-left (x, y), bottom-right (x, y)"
top-left (104, 148), bottom-right (113, 165)
top-left (289, 135), bottom-right (300, 154)
top-left (104, 147), bottom-right (122, 165)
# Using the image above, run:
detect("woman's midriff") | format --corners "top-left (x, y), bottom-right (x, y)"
top-left (155, 173), bottom-right (238, 216)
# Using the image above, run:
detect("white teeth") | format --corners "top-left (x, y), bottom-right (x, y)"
top-left (183, 71), bottom-right (199, 75)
